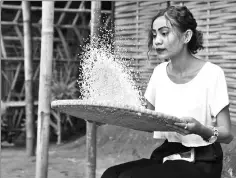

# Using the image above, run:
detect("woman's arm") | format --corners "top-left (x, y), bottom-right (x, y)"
top-left (170, 105), bottom-right (234, 144)
top-left (199, 105), bottom-right (234, 144)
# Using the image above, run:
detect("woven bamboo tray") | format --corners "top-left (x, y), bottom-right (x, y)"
top-left (51, 99), bottom-right (182, 132)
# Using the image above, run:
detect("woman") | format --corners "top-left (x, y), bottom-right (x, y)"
top-left (101, 5), bottom-right (234, 178)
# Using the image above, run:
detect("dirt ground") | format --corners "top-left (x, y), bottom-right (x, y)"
top-left (2, 125), bottom-right (236, 178)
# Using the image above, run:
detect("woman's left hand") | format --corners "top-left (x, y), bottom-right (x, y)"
top-left (166, 117), bottom-right (203, 136)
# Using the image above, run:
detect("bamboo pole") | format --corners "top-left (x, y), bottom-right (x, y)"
top-left (35, 2), bottom-right (54, 178)
top-left (14, 25), bottom-right (24, 46)
top-left (22, 1), bottom-right (35, 157)
top-left (0, 1), bottom-right (3, 178)
top-left (56, 112), bottom-right (61, 145)
top-left (86, 120), bottom-right (97, 178)
top-left (6, 63), bottom-right (22, 101)
top-left (0, 35), bottom-right (7, 58)
top-left (56, 1), bottom-right (72, 25)
top-left (50, 110), bottom-right (61, 144)
top-left (55, 27), bottom-right (71, 59)
top-left (86, 2), bottom-right (101, 178)
top-left (1, 4), bottom-right (111, 13)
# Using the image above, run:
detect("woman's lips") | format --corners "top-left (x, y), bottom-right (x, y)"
top-left (156, 48), bottom-right (166, 53)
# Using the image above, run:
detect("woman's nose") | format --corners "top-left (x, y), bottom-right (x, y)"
top-left (153, 36), bottom-right (163, 46)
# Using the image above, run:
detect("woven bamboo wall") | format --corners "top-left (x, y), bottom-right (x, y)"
top-left (114, 1), bottom-right (236, 124)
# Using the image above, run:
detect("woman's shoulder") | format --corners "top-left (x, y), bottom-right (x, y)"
top-left (204, 61), bottom-right (225, 75)
top-left (151, 61), bottom-right (169, 77)
top-left (201, 61), bottom-right (226, 86)
top-left (154, 61), bottom-right (169, 71)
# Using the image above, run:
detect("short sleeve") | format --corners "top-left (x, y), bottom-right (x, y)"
top-left (144, 68), bottom-right (157, 106)
top-left (210, 67), bottom-right (229, 117)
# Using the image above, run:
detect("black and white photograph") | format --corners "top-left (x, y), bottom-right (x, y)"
top-left (1, 1), bottom-right (236, 178)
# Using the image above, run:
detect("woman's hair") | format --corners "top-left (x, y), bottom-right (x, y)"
top-left (148, 5), bottom-right (204, 54)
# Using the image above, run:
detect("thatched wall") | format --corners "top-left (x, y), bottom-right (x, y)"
top-left (114, 1), bottom-right (236, 125)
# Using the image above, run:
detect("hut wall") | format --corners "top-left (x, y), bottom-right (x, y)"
top-left (114, 1), bottom-right (236, 125)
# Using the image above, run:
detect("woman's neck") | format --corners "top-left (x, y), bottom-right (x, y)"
top-left (169, 49), bottom-right (196, 76)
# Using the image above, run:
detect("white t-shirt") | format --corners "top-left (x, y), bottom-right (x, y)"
top-left (144, 61), bottom-right (229, 147)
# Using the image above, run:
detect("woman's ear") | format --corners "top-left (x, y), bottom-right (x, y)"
top-left (184, 29), bottom-right (193, 44)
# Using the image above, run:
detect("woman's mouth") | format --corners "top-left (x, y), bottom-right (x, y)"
top-left (156, 48), bottom-right (166, 53)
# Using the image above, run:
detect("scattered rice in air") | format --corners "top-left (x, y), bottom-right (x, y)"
top-left (78, 29), bottom-right (145, 108)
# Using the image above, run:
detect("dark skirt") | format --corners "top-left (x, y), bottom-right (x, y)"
top-left (101, 140), bottom-right (223, 178)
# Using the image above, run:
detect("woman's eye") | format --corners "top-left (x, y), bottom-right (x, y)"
top-left (152, 33), bottom-right (157, 37)
top-left (162, 32), bottom-right (168, 36)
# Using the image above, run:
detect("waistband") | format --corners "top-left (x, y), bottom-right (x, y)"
top-left (150, 140), bottom-right (223, 163)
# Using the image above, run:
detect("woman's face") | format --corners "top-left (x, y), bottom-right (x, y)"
top-left (152, 16), bottom-right (184, 60)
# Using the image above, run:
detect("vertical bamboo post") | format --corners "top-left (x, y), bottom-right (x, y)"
top-left (206, 2), bottom-right (210, 60)
top-left (35, 2), bottom-right (54, 178)
top-left (91, 1), bottom-right (101, 36)
top-left (0, 0), bottom-right (7, 59)
top-left (111, 2), bottom-right (115, 36)
top-left (56, 112), bottom-right (61, 145)
top-left (86, 2), bottom-right (101, 178)
top-left (0, 2), bottom-right (3, 178)
top-left (22, 1), bottom-right (35, 157)
top-left (135, 2), bottom-right (140, 71)
top-left (86, 121), bottom-right (97, 178)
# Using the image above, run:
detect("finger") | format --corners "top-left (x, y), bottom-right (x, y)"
top-left (166, 124), bottom-right (189, 135)
top-left (173, 120), bottom-right (187, 124)
top-left (181, 117), bottom-right (194, 123)
top-left (167, 123), bottom-right (185, 131)
top-left (174, 123), bottom-right (191, 135)
top-left (174, 123), bottom-right (191, 133)
top-left (174, 123), bottom-right (186, 128)
top-left (166, 123), bottom-right (177, 131)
